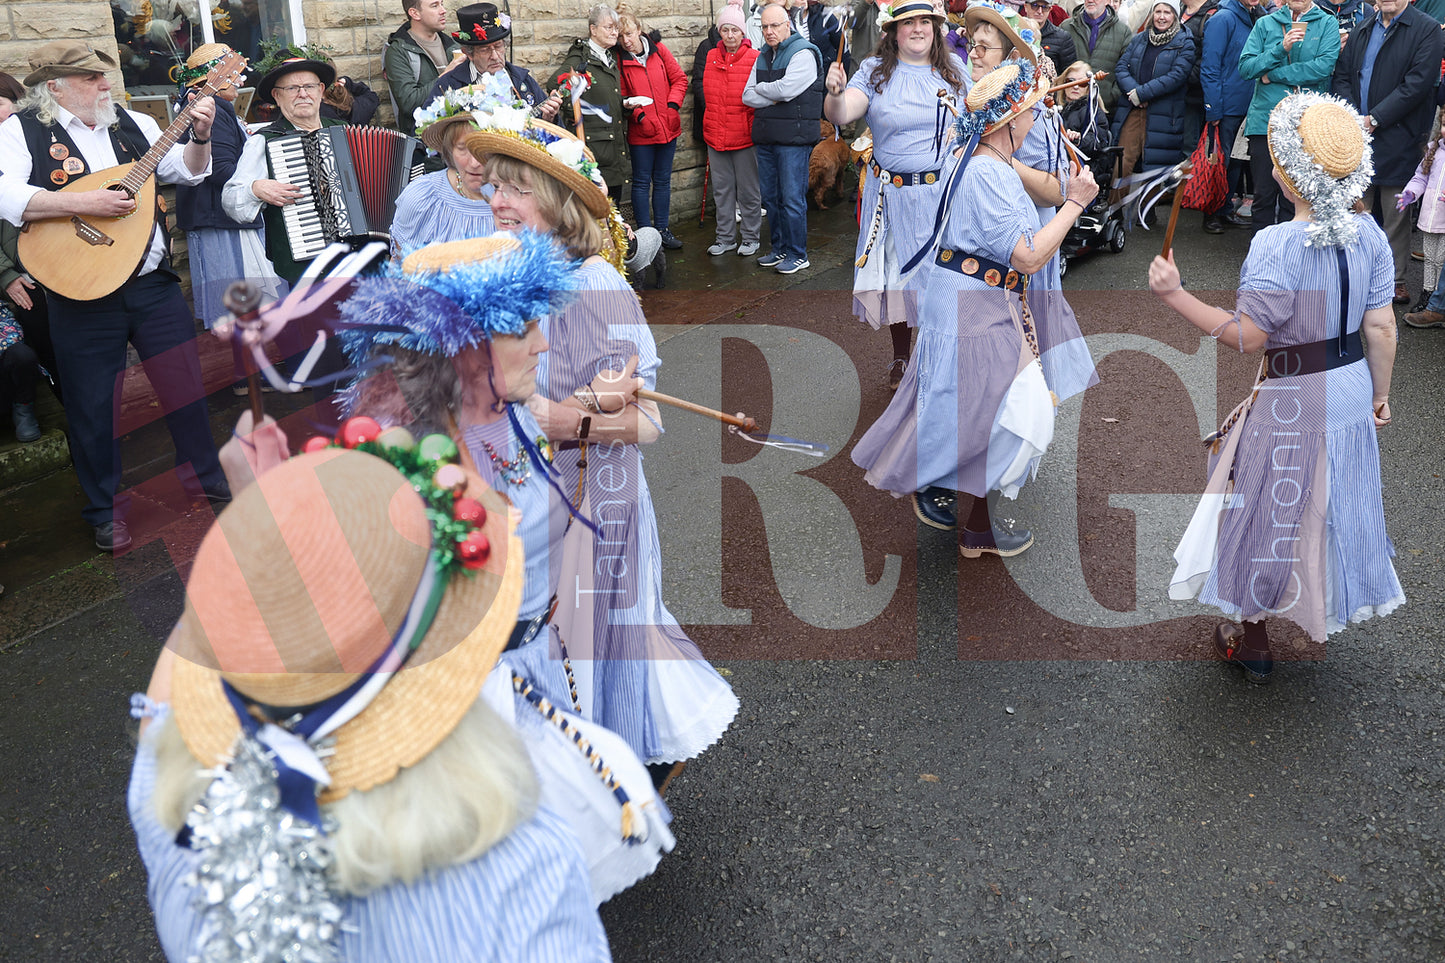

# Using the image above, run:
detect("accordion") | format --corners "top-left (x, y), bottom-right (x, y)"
top-left (265, 125), bottom-right (420, 261)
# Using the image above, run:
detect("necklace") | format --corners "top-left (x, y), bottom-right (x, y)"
top-left (976, 143), bottom-right (1011, 164)
top-left (480, 437), bottom-right (532, 485)
top-left (450, 170), bottom-right (481, 200)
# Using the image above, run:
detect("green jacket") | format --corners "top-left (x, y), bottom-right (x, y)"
top-left (0, 222), bottom-right (23, 293)
top-left (1061, 5), bottom-right (1134, 114)
top-left (550, 39), bottom-right (630, 192)
top-left (383, 23), bottom-right (460, 134)
top-left (1238, 4), bottom-right (1341, 135)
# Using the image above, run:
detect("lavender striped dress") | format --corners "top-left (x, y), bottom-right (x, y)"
top-left (128, 710), bottom-right (612, 962)
top-left (535, 258), bottom-right (738, 765)
top-left (1170, 216), bottom-right (1406, 641)
top-left (1012, 106), bottom-right (1098, 403)
top-left (852, 157), bottom-right (1055, 500)
top-left (389, 170), bottom-right (496, 256)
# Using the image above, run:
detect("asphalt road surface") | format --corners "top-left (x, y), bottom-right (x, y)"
top-left (2, 202), bottom-right (1442, 963)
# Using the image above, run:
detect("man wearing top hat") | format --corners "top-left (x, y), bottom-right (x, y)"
top-left (221, 55), bottom-right (344, 284)
top-left (426, 3), bottom-right (562, 121)
top-left (0, 40), bottom-right (229, 553)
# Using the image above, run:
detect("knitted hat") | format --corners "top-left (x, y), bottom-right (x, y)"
top-left (1150, 0), bottom-right (1182, 20)
top-left (718, 0), bottom-right (747, 31)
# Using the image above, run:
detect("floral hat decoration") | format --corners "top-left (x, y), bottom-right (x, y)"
top-left (1267, 91), bottom-right (1373, 248)
top-left (451, 2), bottom-right (512, 45)
top-left (878, 0), bottom-right (948, 29)
top-left (414, 70), bottom-right (524, 153)
top-left (964, 0), bottom-right (1042, 64)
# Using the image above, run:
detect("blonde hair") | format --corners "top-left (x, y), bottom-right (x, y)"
top-left (147, 697), bottom-right (538, 897)
top-left (481, 153), bottom-right (606, 259)
top-left (1062, 59), bottom-right (1106, 114)
top-left (617, 8), bottom-right (645, 35)
top-left (1423, 105), bottom-right (1445, 177)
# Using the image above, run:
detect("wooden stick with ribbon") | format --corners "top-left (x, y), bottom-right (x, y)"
top-left (1160, 160), bottom-right (1193, 258)
top-left (636, 388), bottom-right (828, 456)
top-left (223, 280), bottom-right (266, 424)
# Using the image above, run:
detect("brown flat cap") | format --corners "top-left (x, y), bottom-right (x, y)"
top-left (24, 40), bottom-right (118, 87)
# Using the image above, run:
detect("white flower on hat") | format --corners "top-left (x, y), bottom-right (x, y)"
top-left (490, 103), bottom-right (530, 133)
top-left (499, 11), bottom-right (512, 28)
top-left (547, 138), bottom-right (587, 170)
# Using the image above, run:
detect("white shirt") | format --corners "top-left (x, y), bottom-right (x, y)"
top-left (222, 133), bottom-right (269, 224)
top-left (0, 107), bottom-right (210, 275)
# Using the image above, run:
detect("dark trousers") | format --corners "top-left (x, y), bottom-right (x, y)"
top-left (1248, 133), bottom-right (1294, 229)
top-left (0, 341), bottom-right (38, 407)
top-left (47, 271), bottom-right (225, 527)
top-left (1209, 116), bottom-right (1246, 216)
top-left (629, 138), bottom-right (678, 230)
top-left (12, 292), bottom-right (59, 403)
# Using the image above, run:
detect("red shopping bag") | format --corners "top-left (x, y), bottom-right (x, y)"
top-left (1181, 123), bottom-right (1229, 212)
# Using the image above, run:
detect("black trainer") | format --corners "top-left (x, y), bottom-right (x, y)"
top-left (659, 229), bottom-right (683, 250)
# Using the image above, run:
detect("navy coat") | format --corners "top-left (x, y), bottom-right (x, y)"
top-left (1331, 4), bottom-right (1444, 185)
top-left (1200, 0), bottom-right (1260, 121)
top-left (1113, 28), bottom-right (1198, 169)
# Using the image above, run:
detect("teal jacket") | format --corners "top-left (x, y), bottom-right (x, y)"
top-left (1238, 4), bottom-right (1342, 135)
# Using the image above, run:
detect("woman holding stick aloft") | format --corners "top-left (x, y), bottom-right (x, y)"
top-left (1150, 92), bottom-right (1403, 684)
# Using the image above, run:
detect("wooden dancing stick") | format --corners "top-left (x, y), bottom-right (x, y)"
top-left (223, 280), bottom-right (266, 425)
top-left (1046, 70), bottom-right (1107, 95)
top-left (835, 10), bottom-right (853, 67)
top-left (637, 388), bottom-right (758, 432)
top-left (1160, 161), bottom-right (1193, 258)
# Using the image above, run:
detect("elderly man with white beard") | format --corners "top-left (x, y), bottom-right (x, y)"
top-left (0, 40), bottom-right (228, 554)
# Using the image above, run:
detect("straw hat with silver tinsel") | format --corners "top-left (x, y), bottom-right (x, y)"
top-left (1267, 91), bottom-right (1373, 248)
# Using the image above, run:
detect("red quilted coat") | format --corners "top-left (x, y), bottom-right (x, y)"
top-left (618, 37), bottom-right (689, 146)
top-left (701, 40), bottom-right (759, 152)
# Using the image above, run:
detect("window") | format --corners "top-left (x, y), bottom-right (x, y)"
top-left (111, 0), bottom-right (306, 91)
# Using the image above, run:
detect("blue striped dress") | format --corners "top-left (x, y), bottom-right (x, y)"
top-left (848, 54), bottom-right (970, 330)
top-left (127, 711), bottom-right (612, 962)
top-left (389, 170), bottom-right (496, 255)
top-left (534, 258), bottom-right (739, 765)
top-left (1170, 216), bottom-right (1406, 641)
top-left (852, 157), bottom-right (1055, 500)
top-left (1012, 105), bottom-right (1098, 403)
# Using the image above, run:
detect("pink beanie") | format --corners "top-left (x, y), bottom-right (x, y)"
top-left (718, 0), bottom-right (746, 31)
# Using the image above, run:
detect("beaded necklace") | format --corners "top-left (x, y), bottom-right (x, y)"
top-left (479, 436), bottom-right (532, 485)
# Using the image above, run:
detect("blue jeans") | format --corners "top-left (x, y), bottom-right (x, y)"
top-left (757, 143), bottom-right (811, 260)
top-left (630, 139), bottom-right (677, 230)
top-left (1428, 265), bottom-right (1445, 311)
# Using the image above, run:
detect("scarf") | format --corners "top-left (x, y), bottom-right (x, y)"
top-left (1082, 7), bottom-right (1108, 49)
top-left (1148, 19), bottom-right (1183, 44)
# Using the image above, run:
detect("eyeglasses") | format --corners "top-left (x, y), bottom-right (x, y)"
top-left (275, 83), bottom-right (324, 95)
top-left (966, 41), bottom-right (1004, 53)
top-left (489, 182), bottom-right (534, 201)
top-left (761, 20), bottom-right (789, 31)
top-left (1025, 1), bottom-right (1051, 8)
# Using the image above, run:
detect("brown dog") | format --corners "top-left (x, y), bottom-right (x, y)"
top-left (809, 120), bottom-right (855, 210)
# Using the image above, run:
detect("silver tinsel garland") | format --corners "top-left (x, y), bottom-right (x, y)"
top-left (1266, 92), bottom-right (1374, 249)
top-left (184, 736), bottom-right (345, 963)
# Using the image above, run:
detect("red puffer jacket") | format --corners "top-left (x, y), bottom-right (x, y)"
top-left (618, 37), bottom-right (689, 146)
top-left (701, 40), bottom-right (759, 152)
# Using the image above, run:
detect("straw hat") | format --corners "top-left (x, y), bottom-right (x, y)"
top-left (961, 60), bottom-right (1047, 138)
top-left (467, 123), bottom-right (611, 218)
top-left (878, 0), bottom-right (948, 29)
top-left (168, 446), bottom-right (523, 803)
top-left (178, 42), bottom-right (235, 87)
top-left (963, 0), bottom-right (1041, 65)
top-left (1266, 91), bottom-right (1373, 247)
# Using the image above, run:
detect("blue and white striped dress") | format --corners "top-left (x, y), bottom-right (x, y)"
top-left (389, 170), bottom-right (496, 256)
top-left (1012, 105), bottom-right (1098, 403)
top-left (849, 54), bottom-right (970, 330)
top-left (1170, 216), bottom-right (1406, 640)
top-left (128, 709), bottom-right (612, 962)
top-left (852, 157), bottom-right (1054, 500)
top-left (535, 258), bottom-right (739, 765)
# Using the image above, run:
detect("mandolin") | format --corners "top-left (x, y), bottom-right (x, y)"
top-left (18, 50), bottom-right (247, 301)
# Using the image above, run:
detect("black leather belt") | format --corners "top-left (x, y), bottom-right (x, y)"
top-left (506, 613), bottom-right (547, 651)
top-left (1265, 328), bottom-right (1363, 378)
top-left (934, 249), bottom-right (1029, 290)
top-left (870, 160), bottom-right (941, 187)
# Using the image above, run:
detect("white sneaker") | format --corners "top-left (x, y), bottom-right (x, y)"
top-left (737, 241), bottom-right (760, 256)
top-left (708, 241), bottom-right (737, 256)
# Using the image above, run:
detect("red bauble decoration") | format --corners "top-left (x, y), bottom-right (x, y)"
top-left (301, 435), bottom-right (331, 453)
top-left (458, 530), bottom-right (491, 569)
top-left (338, 416), bottom-right (382, 449)
top-left (453, 497), bottom-right (487, 526)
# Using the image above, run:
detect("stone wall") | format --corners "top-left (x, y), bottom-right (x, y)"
top-left (305, 0), bottom-right (717, 226)
top-left (0, 1), bottom-right (121, 88)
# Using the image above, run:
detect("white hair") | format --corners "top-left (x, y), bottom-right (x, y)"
top-left (148, 696), bottom-right (539, 897)
top-left (17, 76), bottom-right (116, 128)
top-left (588, 3), bottom-right (619, 26)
